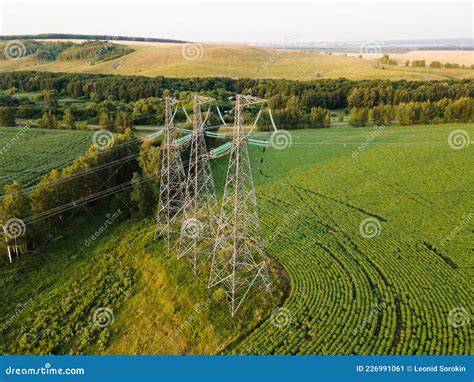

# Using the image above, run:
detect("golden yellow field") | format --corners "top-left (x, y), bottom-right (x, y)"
top-left (0, 43), bottom-right (473, 80)
top-left (392, 50), bottom-right (473, 66)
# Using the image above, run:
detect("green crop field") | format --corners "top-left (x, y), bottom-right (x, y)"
top-left (225, 123), bottom-right (473, 355)
top-left (0, 127), bottom-right (94, 192)
top-left (0, 44), bottom-right (472, 81)
top-left (1, 122), bottom-right (471, 355)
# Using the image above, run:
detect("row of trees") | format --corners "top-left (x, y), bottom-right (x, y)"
top-left (0, 71), bottom-right (471, 111)
top-left (258, 106), bottom-right (332, 130)
top-left (406, 60), bottom-right (473, 69)
top-left (0, 129), bottom-right (161, 251)
top-left (0, 72), bottom-right (472, 130)
top-left (410, 60), bottom-right (426, 68)
top-left (378, 54), bottom-right (397, 66)
top-left (350, 97), bottom-right (473, 127)
top-left (347, 82), bottom-right (472, 108)
top-left (429, 61), bottom-right (471, 69)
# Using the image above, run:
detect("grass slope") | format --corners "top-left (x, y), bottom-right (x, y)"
top-left (0, 211), bottom-right (285, 355)
top-left (0, 44), bottom-right (472, 81)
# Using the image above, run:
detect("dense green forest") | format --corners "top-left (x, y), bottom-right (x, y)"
top-left (0, 71), bottom-right (472, 130)
top-left (58, 42), bottom-right (134, 63)
top-left (1, 71), bottom-right (472, 106)
top-left (0, 41), bottom-right (134, 63)
top-left (0, 40), bottom-right (70, 61)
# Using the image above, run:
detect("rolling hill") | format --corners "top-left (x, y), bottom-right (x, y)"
top-left (0, 42), bottom-right (473, 81)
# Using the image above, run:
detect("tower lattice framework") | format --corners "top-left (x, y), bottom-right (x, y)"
top-left (179, 95), bottom-right (218, 274)
top-left (157, 97), bottom-right (186, 252)
top-left (208, 94), bottom-right (271, 317)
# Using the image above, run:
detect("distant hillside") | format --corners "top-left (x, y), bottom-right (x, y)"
top-left (0, 33), bottom-right (187, 44)
top-left (0, 43), bottom-right (472, 81)
top-left (0, 40), bottom-right (134, 64)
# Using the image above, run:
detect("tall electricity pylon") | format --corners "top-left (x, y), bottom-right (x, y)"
top-left (209, 94), bottom-right (271, 317)
top-left (157, 97), bottom-right (186, 252)
top-left (179, 95), bottom-right (218, 274)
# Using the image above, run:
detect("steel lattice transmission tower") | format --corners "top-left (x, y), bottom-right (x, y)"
top-left (157, 96), bottom-right (186, 252)
top-left (179, 95), bottom-right (218, 274)
top-left (209, 94), bottom-right (271, 317)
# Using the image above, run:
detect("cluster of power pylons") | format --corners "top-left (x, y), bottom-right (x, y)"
top-left (156, 94), bottom-right (271, 317)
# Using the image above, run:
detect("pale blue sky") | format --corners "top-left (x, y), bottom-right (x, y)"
top-left (0, 1), bottom-right (472, 43)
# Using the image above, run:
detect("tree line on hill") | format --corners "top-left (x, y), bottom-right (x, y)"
top-left (0, 33), bottom-right (186, 43)
top-left (0, 41), bottom-right (134, 63)
top-left (404, 60), bottom-right (473, 69)
top-left (349, 97), bottom-right (473, 127)
top-left (0, 71), bottom-right (472, 130)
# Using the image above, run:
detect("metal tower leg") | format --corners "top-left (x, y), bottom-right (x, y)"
top-left (209, 95), bottom-right (271, 317)
top-left (157, 97), bottom-right (186, 253)
top-left (179, 95), bottom-right (218, 274)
